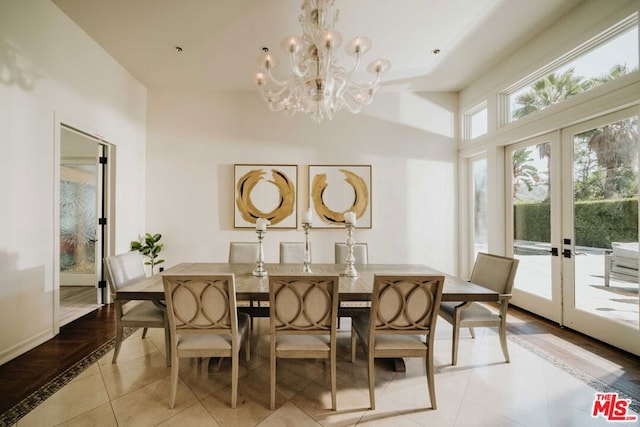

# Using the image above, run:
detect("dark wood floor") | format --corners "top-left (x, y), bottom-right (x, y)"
top-left (0, 305), bottom-right (116, 415)
top-left (0, 304), bottom-right (638, 417)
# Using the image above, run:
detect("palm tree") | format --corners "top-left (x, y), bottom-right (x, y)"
top-left (512, 68), bottom-right (593, 120)
top-left (512, 148), bottom-right (540, 199)
top-left (587, 118), bottom-right (638, 199)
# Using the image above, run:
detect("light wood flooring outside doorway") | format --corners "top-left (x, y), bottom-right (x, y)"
top-left (59, 286), bottom-right (103, 327)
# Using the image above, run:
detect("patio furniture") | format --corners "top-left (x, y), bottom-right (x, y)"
top-left (605, 242), bottom-right (639, 287)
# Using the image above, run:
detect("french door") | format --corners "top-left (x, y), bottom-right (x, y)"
top-left (561, 109), bottom-right (639, 354)
top-left (506, 132), bottom-right (562, 323)
top-left (507, 107), bottom-right (639, 355)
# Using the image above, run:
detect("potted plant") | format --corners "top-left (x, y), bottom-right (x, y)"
top-left (130, 233), bottom-right (165, 274)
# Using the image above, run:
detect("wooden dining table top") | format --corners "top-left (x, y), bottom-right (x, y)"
top-left (116, 262), bottom-right (498, 303)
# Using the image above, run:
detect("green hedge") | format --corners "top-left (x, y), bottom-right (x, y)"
top-left (514, 198), bottom-right (638, 249)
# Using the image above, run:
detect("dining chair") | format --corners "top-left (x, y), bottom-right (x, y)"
top-left (228, 242), bottom-right (260, 263)
top-left (162, 274), bottom-right (250, 409)
top-left (104, 251), bottom-right (170, 366)
top-left (351, 274), bottom-right (444, 410)
top-left (269, 275), bottom-right (340, 411)
top-left (334, 242), bottom-right (368, 264)
top-left (438, 252), bottom-right (519, 366)
top-left (279, 241), bottom-right (307, 264)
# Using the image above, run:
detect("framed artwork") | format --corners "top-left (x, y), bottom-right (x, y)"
top-left (234, 164), bottom-right (298, 228)
top-left (308, 165), bottom-right (372, 228)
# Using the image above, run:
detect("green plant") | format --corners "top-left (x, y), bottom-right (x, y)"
top-left (130, 233), bottom-right (165, 274)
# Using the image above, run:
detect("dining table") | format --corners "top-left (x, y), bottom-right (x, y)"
top-left (116, 262), bottom-right (499, 303)
top-left (116, 262), bottom-right (499, 372)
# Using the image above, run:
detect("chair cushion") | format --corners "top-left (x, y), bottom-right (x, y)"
top-left (374, 334), bottom-right (427, 351)
top-left (276, 335), bottom-right (330, 351)
top-left (439, 301), bottom-right (458, 318)
top-left (121, 301), bottom-right (164, 323)
top-left (177, 333), bottom-right (232, 351)
top-left (458, 302), bottom-right (499, 322)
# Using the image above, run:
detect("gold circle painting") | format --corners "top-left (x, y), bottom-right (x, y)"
top-left (236, 168), bottom-right (295, 226)
top-left (311, 168), bottom-right (369, 225)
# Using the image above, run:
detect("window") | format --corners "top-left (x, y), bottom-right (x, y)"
top-left (463, 102), bottom-right (487, 140)
top-left (471, 155), bottom-right (488, 259)
top-left (503, 14), bottom-right (638, 124)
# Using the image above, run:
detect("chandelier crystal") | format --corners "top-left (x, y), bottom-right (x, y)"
top-left (253, 0), bottom-right (391, 123)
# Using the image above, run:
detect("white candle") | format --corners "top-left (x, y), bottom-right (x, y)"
top-left (344, 211), bottom-right (356, 225)
top-left (256, 218), bottom-right (270, 231)
top-left (302, 208), bottom-right (313, 225)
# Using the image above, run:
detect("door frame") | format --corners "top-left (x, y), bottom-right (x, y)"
top-left (53, 116), bottom-right (114, 333)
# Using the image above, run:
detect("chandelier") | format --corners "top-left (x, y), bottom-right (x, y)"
top-left (253, 0), bottom-right (391, 123)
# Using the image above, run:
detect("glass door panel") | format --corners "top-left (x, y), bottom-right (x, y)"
top-left (507, 133), bottom-right (561, 322)
top-left (562, 110), bottom-right (639, 355)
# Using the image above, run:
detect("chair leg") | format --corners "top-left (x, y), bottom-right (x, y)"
top-left (368, 352), bottom-right (376, 410)
top-left (351, 324), bottom-right (357, 363)
top-left (112, 325), bottom-right (123, 363)
top-left (231, 352), bottom-right (239, 408)
top-left (270, 342), bottom-right (276, 410)
top-left (469, 327), bottom-right (475, 339)
top-left (499, 324), bottom-right (510, 363)
top-left (451, 324), bottom-right (460, 366)
top-left (331, 345), bottom-right (337, 411)
top-left (142, 327), bottom-right (149, 338)
top-left (169, 353), bottom-right (179, 409)
top-left (245, 327), bottom-right (251, 362)
top-left (163, 322), bottom-right (171, 367)
top-left (426, 350), bottom-right (437, 409)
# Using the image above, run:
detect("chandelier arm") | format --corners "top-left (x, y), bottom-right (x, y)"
top-left (265, 68), bottom-right (291, 87)
top-left (288, 53), bottom-right (306, 78)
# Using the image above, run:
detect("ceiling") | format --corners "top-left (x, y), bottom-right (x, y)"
top-left (52, 0), bottom-right (584, 93)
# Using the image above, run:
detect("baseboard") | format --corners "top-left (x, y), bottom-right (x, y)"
top-left (0, 329), bottom-right (55, 365)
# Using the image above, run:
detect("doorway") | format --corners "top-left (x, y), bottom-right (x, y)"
top-left (59, 125), bottom-right (108, 326)
top-left (506, 107), bottom-right (639, 355)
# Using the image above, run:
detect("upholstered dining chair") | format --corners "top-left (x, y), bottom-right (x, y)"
top-left (334, 242), bottom-right (368, 264)
top-left (279, 242), bottom-right (307, 264)
top-left (438, 252), bottom-right (519, 366)
top-left (269, 275), bottom-right (340, 411)
top-left (104, 251), bottom-right (170, 366)
top-left (351, 274), bottom-right (444, 410)
top-left (162, 274), bottom-right (250, 409)
top-left (228, 242), bottom-right (260, 263)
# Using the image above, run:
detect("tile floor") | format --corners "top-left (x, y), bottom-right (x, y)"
top-left (14, 319), bottom-right (640, 427)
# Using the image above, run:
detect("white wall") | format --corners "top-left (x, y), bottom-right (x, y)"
top-left (146, 90), bottom-right (459, 275)
top-left (0, 0), bottom-right (147, 363)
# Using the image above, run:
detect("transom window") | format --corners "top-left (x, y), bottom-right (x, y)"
top-left (502, 14), bottom-right (638, 124)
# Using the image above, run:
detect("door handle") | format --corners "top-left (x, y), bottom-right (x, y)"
top-left (563, 249), bottom-right (585, 258)
top-left (550, 247), bottom-right (559, 256)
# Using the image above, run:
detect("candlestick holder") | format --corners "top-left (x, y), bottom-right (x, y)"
top-left (302, 222), bottom-right (312, 273)
top-left (341, 223), bottom-right (358, 277)
top-left (252, 229), bottom-right (268, 277)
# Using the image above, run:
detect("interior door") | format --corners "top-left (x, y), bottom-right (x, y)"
top-left (59, 126), bottom-right (107, 302)
top-left (506, 132), bottom-right (562, 322)
top-left (561, 108), bottom-right (639, 355)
